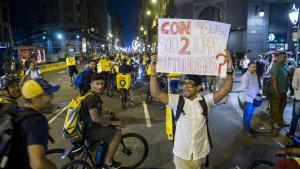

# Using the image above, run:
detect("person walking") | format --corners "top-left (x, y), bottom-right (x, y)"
top-left (270, 52), bottom-right (290, 130)
top-left (286, 66), bottom-right (300, 138)
top-left (240, 62), bottom-right (260, 137)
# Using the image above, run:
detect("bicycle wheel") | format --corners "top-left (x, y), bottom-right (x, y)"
top-left (248, 160), bottom-right (274, 169)
top-left (114, 133), bottom-right (148, 169)
top-left (46, 148), bottom-right (72, 168)
top-left (121, 90), bottom-right (127, 109)
top-left (61, 160), bottom-right (93, 169)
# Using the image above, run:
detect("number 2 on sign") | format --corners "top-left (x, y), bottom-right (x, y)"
top-left (179, 37), bottom-right (191, 55)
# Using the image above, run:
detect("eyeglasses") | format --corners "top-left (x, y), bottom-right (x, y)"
top-left (182, 81), bottom-right (197, 88)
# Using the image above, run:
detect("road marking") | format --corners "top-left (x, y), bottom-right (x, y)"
top-left (142, 101), bottom-right (152, 127)
top-left (48, 105), bottom-right (68, 124)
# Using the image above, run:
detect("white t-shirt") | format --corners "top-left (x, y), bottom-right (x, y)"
top-left (25, 69), bottom-right (42, 79)
top-left (168, 93), bottom-right (215, 160)
top-left (240, 58), bottom-right (250, 69)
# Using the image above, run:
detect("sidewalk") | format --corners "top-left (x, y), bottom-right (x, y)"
top-left (229, 71), bottom-right (294, 144)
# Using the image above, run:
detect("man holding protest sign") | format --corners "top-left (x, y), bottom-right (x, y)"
top-left (151, 18), bottom-right (233, 169)
top-left (150, 52), bottom-right (233, 169)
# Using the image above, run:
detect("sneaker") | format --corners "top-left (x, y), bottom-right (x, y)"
top-left (103, 160), bottom-right (121, 169)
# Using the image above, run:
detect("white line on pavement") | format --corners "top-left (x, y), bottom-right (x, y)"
top-left (48, 106), bottom-right (68, 124)
top-left (142, 101), bottom-right (152, 127)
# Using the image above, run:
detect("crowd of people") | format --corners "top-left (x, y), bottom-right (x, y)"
top-left (1, 49), bottom-right (300, 169)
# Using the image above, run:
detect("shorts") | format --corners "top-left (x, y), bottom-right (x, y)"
top-left (68, 65), bottom-right (79, 77)
top-left (84, 126), bottom-right (118, 144)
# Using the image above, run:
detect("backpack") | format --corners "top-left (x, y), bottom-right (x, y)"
top-left (0, 108), bottom-right (40, 169)
top-left (74, 69), bottom-right (88, 88)
top-left (63, 92), bottom-right (92, 144)
top-left (256, 61), bottom-right (266, 76)
top-left (262, 77), bottom-right (272, 96)
top-left (166, 95), bottom-right (212, 167)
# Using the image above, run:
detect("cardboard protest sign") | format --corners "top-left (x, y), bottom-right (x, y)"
top-left (157, 19), bottom-right (231, 77)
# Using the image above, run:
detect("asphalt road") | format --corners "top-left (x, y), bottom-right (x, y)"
top-left (37, 67), bottom-right (293, 169)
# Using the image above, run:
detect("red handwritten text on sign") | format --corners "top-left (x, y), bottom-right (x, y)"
top-left (157, 19), bottom-right (231, 76)
top-left (161, 21), bottom-right (191, 55)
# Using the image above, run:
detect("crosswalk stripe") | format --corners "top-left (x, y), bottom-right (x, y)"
top-left (48, 106), bottom-right (68, 124)
top-left (142, 101), bottom-right (152, 127)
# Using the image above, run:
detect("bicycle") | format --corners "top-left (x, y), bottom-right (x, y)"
top-left (106, 73), bottom-right (115, 97)
top-left (116, 73), bottom-right (132, 109)
top-left (45, 135), bottom-right (75, 168)
top-left (61, 112), bottom-right (149, 169)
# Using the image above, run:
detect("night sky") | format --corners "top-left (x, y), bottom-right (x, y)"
top-left (108, 0), bottom-right (141, 47)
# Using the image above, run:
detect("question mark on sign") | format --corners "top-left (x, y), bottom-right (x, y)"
top-left (216, 53), bottom-right (227, 76)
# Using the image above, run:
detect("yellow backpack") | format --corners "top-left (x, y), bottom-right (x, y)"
top-left (146, 65), bottom-right (151, 76)
top-left (63, 92), bottom-right (92, 143)
top-left (98, 59), bottom-right (111, 72)
top-left (165, 106), bottom-right (174, 140)
top-left (66, 57), bottom-right (76, 66)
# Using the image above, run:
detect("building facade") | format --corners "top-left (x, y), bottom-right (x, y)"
top-left (0, 0), bottom-right (12, 53)
top-left (174, 0), bottom-right (298, 59)
top-left (137, 0), bottom-right (175, 53)
top-left (10, 0), bottom-right (110, 62)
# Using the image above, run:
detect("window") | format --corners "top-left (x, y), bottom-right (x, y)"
top-left (1, 7), bottom-right (8, 23)
top-left (199, 6), bottom-right (223, 22)
top-left (0, 28), bottom-right (3, 41)
top-left (3, 27), bottom-right (9, 42)
top-left (269, 4), bottom-right (289, 27)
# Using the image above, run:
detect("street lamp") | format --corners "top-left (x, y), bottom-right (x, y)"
top-left (146, 10), bottom-right (151, 15)
top-left (289, 4), bottom-right (300, 64)
top-left (76, 35), bottom-right (80, 39)
top-left (258, 9), bottom-right (264, 17)
top-left (57, 33), bottom-right (63, 39)
top-left (151, 0), bottom-right (157, 4)
top-left (140, 26), bottom-right (144, 31)
top-left (289, 4), bottom-right (299, 25)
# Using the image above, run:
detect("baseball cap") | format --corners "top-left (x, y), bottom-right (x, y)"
top-left (184, 75), bottom-right (203, 85)
top-left (22, 78), bottom-right (60, 99)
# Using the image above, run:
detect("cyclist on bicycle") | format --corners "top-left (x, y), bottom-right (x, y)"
top-left (66, 56), bottom-right (79, 86)
top-left (80, 73), bottom-right (122, 169)
top-left (119, 58), bottom-right (135, 105)
top-left (0, 74), bottom-right (22, 114)
top-left (21, 62), bottom-right (43, 85)
top-left (9, 78), bottom-right (59, 169)
top-left (80, 59), bottom-right (97, 95)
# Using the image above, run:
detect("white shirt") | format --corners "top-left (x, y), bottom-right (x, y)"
top-left (240, 58), bottom-right (250, 69)
top-left (25, 69), bottom-right (42, 79)
top-left (241, 71), bottom-right (260, 103)
top-left (292, 68), bottom-right (300, 100)
top-left (168, 93), bottom-right (214, 160)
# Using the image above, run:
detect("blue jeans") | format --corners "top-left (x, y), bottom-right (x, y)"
top-left (289, 99), bottom-right (300, 135)
top-left (243, 102), bottom-right (256, 131)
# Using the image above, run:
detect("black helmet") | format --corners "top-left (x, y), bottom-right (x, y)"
top-left (0, 74), bottom-right (20, 90)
